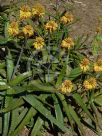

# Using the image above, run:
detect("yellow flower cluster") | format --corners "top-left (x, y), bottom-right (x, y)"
top-left (32, 3), bottom-right (45, 17)
top-left (79, 58), bottom-right (90, 72)
top-left (60, 12), bottom-right (74, 24)
top-left (60, 77), bottom-right (97, 94)
top-left (8, 21), bottom-right (19, 36)
top-left (94, 59), bottom-right (102, 72)
top-left (22, 25), bottom-right (33, 37)
top-left (83, 77), bottom-right (97, 90)
top-left (45, 20), bottom-right (58, 33)
top-left (20, 5), bottom-right (31, 20)
top-left (61, 37), bottom-right (74, 49)
top-left (33, 37), bottom-right (45, 50)
top-left (96, 26), bottom-right (102, 33)
top-left (60, 80), bottom-right (73, 93)
top-left (20, 4), bottom-right (45, 20)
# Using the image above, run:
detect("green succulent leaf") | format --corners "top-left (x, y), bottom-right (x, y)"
top-left (10, 107), bottom-right (37, 136)
top-left (92, 38), bottom-right (100, 56)
top-left (0, 76), bottom-right (10, 90)
top-left (2, 112), bottom-right (10, 136)
top-left (68, 105), bottom-right (85, 136)
top-left (23, 95), bottom-right (69, 132)
top-left (2, 88), bottom-right (14, 136)
top-left (1, 98), bottom-right (24, 113)
top-left (0, 62), bottom-right (5, 69)
top-left (56, 63), bottom-right (66, 87)
top-left (52, 94), bottom-right (64, 125)
top-left (6, 49), bottom-right (14, 81)
top-left (9, 71), bottom-right (32, 86)
top-left (94, 97), bottom-right (102, 106)
top-left (57, 93), bottom-right (75, 134)
top-left (68, 67), bottom-right (81, 80)
top-left (0, 38), bottom-right (11, 45)
top-left (73, 93), bottom-right (95, 122)
top-left (31, 117), bottom-right (44, 136)
top-left (9, 108), bottom-right (28, 135)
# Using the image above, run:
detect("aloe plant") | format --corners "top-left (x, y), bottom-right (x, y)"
top-left (0, 1), bottom-right (102, 136)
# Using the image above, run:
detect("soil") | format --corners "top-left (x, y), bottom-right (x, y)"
top-left (0, 0), bottom-right (102, 136)
top-left (1, 0), bottom-right (102, 37)
top-left (1, 0), bottom-right (102, 57)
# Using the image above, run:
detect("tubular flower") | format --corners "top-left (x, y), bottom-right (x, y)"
top-left (33, 37), bottom-right (45, 50)
top-left (22, 25), bottom-right (33, 37)
top-left (79, 58), bottom-right (90, 72)
top-left (83, 77), bottom-right (97, 90)
top-left (32, 3), bottom-right (45, 17)
top-left (20, 5), bottom-right (31, 20)
top-left (60, 80), bottom-right (73, 93)
top-left (45, 20), bottom-right (58, 33)
top-left (94, 59), bottom-right (102, 72)
top-left (8, 21), bottom-right (19, 36)
top-left (61, 37), bottom-right (74, 49)
top-left (60, 12), bottom-right (74, 24)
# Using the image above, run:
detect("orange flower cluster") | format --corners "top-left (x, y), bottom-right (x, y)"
top-left (8, 21), bottom-right (19, 36)
top-left (20, 3), bottom-right (45, 20)
top-left (94, 59), bottom-right (102, 72)
top-left (83, 77), bottom-right (97, 90)
top-left (61, 37), bottom-right (74, 49)
top-left (79, 58), bottom-right (90, 72)
top-left (60, 80), bottom-right (73, 93)
top-left (60, 12), bottom-right (74, 24)
top-left (33, 37), bottom-right (45, 50)
top-left (22, 25), bottom-right (34, 37)
top-left (45, 20), bottom-right (58, 33)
